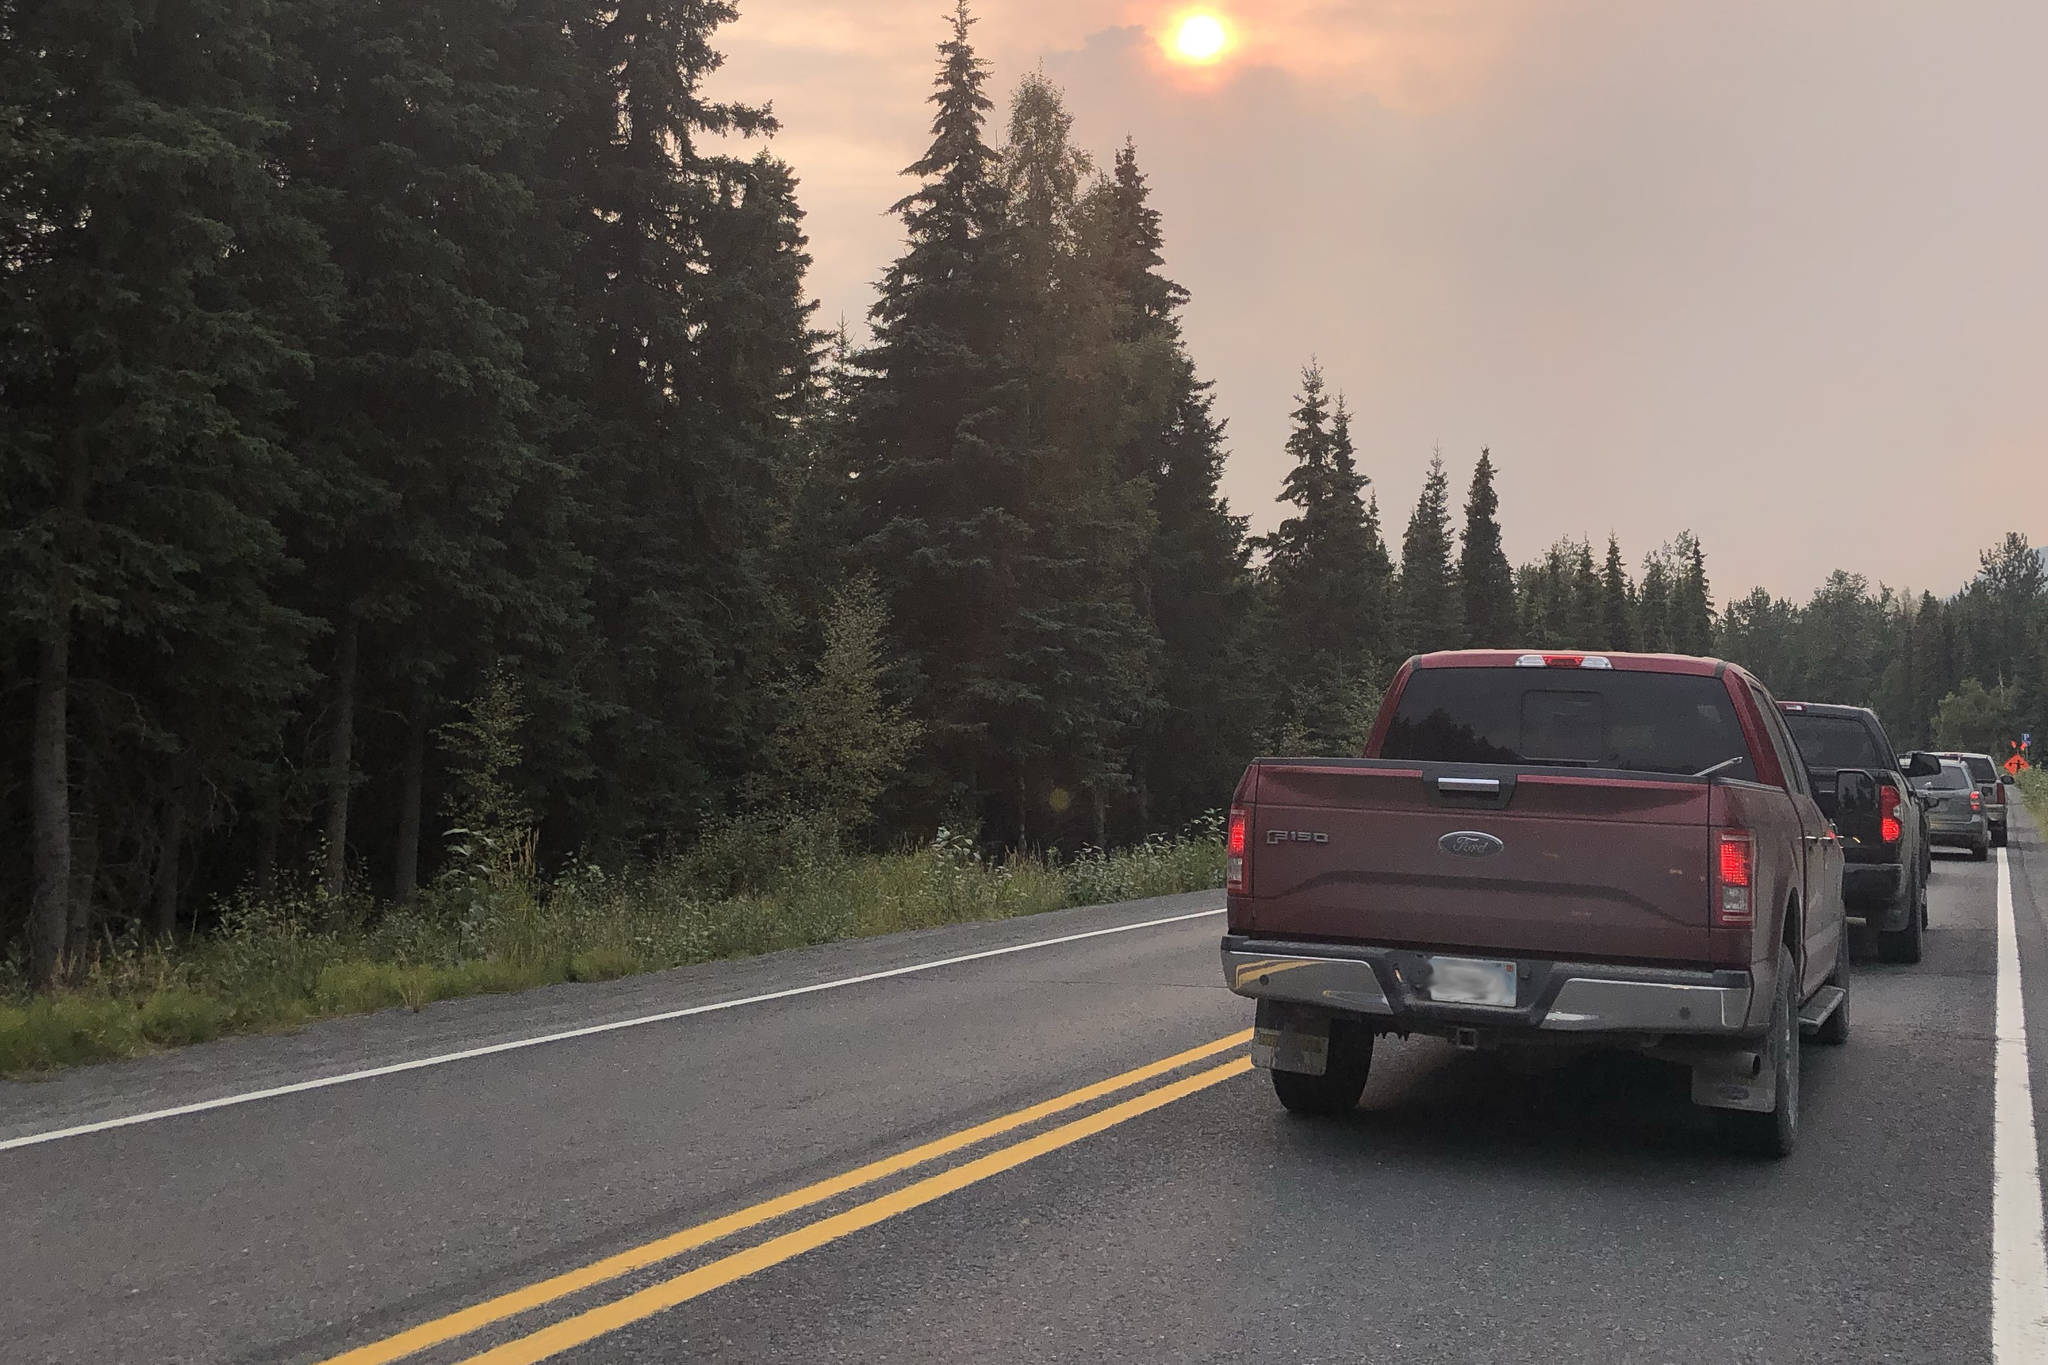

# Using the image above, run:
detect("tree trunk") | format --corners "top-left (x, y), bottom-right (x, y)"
top-left (1016, 770), bottom-right (1028, 849)
top-left (1091, 787), bottom-right (1107, 849)
top-left (68, 792), bottom-right (99, 951)
top-left (154, 791), bottom-right (185, 939)
top-left (322, 614), bottom-right (359, 897)
top-left (28, 618), bottom-right (72, 991)
top-left (394, 690), bottom-right (427, 902)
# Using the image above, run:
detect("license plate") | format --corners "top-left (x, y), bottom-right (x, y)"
top-left (1424, 955), bottom-right (1518, 1007)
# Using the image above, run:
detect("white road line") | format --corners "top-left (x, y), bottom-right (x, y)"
top-left (1993, 846), bottom-right (2048, 1361)
top-left (0, 904), bottom-right (1226, 1154)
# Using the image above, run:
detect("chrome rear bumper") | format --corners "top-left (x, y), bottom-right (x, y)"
top-left (1223, 939), bottom-right (1754, 1036)
top-left (1224, 949), bottom-right (1393, 1014)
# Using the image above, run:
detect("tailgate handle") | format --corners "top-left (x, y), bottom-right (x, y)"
top-left (1437, 777), bottom-right (1502, 796)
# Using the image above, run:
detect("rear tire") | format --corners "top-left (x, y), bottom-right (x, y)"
top-left (1729, 946), bottom-right (1801, 1158)
top-left (1270, 1025), bottom-right (1374, 1117)
top-left (1815, 929), bottom-right (1850, 1046)
top-left (1993, 827), bottom-right (2008, 849)
top-left (1972, 836), bottom-right (1991, 862)
top-left (1877, 880), bottom-right (1925, 964)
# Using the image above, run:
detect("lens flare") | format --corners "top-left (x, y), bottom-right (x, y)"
top-left (1167, 11), bottom-right (1232, 66)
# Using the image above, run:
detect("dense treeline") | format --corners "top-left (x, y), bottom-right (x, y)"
top-left (4, 1), bottom-right (2040, 991)
top-left (1716, 535), bottom-right (2048, 760)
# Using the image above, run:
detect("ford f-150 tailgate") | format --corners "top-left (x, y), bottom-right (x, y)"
top-left (1236, 761), bottom-right (1719, 962)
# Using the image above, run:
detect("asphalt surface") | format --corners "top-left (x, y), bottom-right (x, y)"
top-left (4, 811), bottom-right (2046, 1364)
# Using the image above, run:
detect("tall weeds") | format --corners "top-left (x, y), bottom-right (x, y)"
top-left (0, 819), bottom-right (1225, 1074)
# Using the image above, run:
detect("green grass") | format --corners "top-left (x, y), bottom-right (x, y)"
top-left (0, 820), bottom-right (1225, 1076)
top-left (2018, 768), bottom-right (2047, 830)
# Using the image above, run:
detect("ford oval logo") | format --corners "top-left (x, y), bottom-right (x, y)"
top-left (1440, 831), bottom-right (1505, 858)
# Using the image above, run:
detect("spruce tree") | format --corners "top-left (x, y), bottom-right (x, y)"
top-left (992, 72), bottom-right (1159, 845)
top-left (1457, 450), bottom-right (1516, 647)
top-left (851, 3), bottom-right (1030, 832)
top-left (1083, 140), bottom-right (1256, 830)
top-left (1908, 594), bottom-right (1958, 744)
top-left (1512, 563), bottom-right (1549, 649)
top-left (1396, 451), bottom-right (1461, 653)
top-left (1670, 532), bottom-right (1715, 655)
top-left (1570, 539), bottom-right (1602, 645)
top-left (755, 576), bottom-right (923, 837)
top-left (556, 0), bottom-right (793, 847)
top-left (1599, 535), bottom-right (1636, 651)
top-left (1516, 539), bottom-right (1585, 649)
top-left (1639, 549), bottom-right (1674, 652)
top-left (1259, 370), bottom-right (1391, 752)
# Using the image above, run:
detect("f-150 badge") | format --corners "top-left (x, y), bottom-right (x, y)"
top-left (1267, 829), bottom-right (1329, 844)
top-left (1440, 831), bottom-right (1505, 857)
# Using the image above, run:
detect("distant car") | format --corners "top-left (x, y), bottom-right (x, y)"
top-left (1933, 751), bottom-right (2010, 848)
top-left (1913, 758), bottom-right (1990, 860)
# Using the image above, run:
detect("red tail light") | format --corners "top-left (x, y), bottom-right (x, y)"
top-left (1227, 806), bottom-right (1249, 894)
top-left (1879, 784), bottom-right (1902, 845)
top-left (1714, 829), bottom-right (1754, 927)
top-left (1971, 790), bottom-right (1983, 813)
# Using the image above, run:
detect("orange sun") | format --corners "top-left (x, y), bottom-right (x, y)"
top-left (1165, 10), bottom-right (1233, 66)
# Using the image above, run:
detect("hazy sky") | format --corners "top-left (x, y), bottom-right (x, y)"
top-left (715, 2), bottom-right (2046, 600)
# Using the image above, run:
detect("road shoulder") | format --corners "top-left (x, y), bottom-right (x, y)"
top-left (0, 888), bottom-right (1222, 1147)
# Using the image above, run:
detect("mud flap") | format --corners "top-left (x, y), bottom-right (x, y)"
top-left (1688, 1049), bottom-right (1772, 1113)
top-left (1252, 999), bottom-right (1330, 1075)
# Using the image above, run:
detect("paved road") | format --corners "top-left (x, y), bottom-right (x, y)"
top-left (5, 810), bottom-right (2046, 1364)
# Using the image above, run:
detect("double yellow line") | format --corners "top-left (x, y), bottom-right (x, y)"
top-left (321, 1030), bottom-right (1253, 1365)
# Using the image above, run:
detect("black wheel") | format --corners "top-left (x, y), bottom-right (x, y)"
top-left (1729, 946), bottom-right (1801, 1158)
top-left (1972, 837), bottom-right (1991, 862)
top-left (1878, 880), bottom-right (1924, 963)
top-left (1270, 1026), bottom-right (1374, 1117)
top-left (1993, 827), bottom-right (2009, 849)
top-left (1815, 929), bottom-right (1850, 1046)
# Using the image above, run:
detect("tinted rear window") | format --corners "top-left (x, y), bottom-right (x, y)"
top-left (1380, 668), bottom-right (1756, 779)
top-left (1958, 755), bottom-right (1999, 783)
top-left (1781, 714), bottom-right (1882, 769)
top-left (1922, 763), bottom-right (1973, 790)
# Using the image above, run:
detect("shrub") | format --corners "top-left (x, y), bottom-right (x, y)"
top-left (676, 811), bottom-right (842, 900)
top-left (314, 961), bottom-right (411, 1014)
top-left (136, 990), bottom-right (228, 1047)
top-left (0, 996), bottom-right (140, 1072)
top-left (569, 946), bottom-right (639, 982)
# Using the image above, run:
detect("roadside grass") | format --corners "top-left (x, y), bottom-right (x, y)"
top-left (2019, 768), bottom-right (2048, 830)
top-left (0, 820), bottom-right (1225, 1076)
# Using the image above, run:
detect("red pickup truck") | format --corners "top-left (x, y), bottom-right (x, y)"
top-left (1222, 650), bottom-right (1881, 1156)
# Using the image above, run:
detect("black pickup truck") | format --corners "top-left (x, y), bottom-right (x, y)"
top-left (1775, 702), bottom-right (1937, 963)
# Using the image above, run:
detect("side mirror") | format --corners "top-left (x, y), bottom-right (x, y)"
top-left (1834, 769), bottom-right (1880, 842)
top-left (2004, 773), bottom-right (2020, 786)
top-left (1902, 752), bottom-right (1942, 779)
